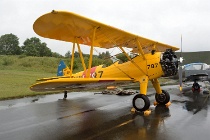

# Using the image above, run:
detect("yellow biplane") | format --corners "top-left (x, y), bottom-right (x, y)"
top-left (30, 10), bottom-right (179, 112)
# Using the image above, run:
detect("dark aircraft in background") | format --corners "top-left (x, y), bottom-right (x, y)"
top-left (179, 63), bottom-right (210, 95)
top-left (181, 63), bottom-right (210, 80)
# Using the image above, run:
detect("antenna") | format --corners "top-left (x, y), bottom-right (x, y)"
top-left (180, 35), bottom-right (182, 57)
top-left (179, 34), bottom-right (183, 92)
top-left (179, 35), bottom-right (183, 63)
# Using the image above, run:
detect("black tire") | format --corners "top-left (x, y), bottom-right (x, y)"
top-left (192, 83), bottom-right (200, 93)
top-left (64, 91), bottom-right (67, 99)
top-left (155, 90), bottom-right (170, 105)
top-left (132, 94), bottom-right (150, 112)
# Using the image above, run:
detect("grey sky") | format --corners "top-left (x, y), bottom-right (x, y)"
top-left (1, 0), bottom-right (210, 56)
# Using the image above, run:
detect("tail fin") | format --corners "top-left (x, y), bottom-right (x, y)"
top-left (57, 60), bottom-right (70, 76)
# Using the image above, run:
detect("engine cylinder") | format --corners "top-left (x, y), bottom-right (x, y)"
top-left (160, 49), bottom-right (178, 76)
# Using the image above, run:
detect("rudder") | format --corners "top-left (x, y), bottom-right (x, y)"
top-left (57, 60), bottom-right (69, 76)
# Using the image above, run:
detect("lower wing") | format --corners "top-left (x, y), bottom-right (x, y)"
top-left (30, 78), bottom-right (134, 92)
top-left (185, 73), bottom-right (208, 81)
top-left (36, 76), bottom-right (70, 82)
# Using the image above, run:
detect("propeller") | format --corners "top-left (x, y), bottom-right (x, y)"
top-left (179, 35), bottom-right (184, 92)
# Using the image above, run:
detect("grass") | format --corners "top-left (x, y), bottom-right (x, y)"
top-left (0, 55), bottom-right (63, 100)
top-left (0, 55), bottom-right (62, 73)
top-left (0, 55), bottom-right (104, 100)
top-left (0, 69), bottom-right (56, 100)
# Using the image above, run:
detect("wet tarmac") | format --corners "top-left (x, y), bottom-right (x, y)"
top-left (0, 85), bottom-right (210, 140)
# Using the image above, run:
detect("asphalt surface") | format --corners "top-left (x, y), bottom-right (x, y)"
top-left (0, 85), bottom-right (210, 140)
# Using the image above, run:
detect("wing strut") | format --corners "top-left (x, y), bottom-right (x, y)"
top-left (153, 44), bottom-right (159, 52)
top-left (136, 39), bottom-right (146, 60)
top-left (119, 46), bottom-right (132, 61)
top-left (76, 38), bottom-right (87, 72)
top-left (87, 27), bottom-right (97, 78)
top-left (119, 46), bottom-right (146, 75)
top-left (70, 39), bottom-right (76, 77)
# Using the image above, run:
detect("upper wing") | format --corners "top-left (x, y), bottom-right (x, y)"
top-left (33, 10), bottom-right (179, 54)
top-left (30, 77), bottom-right (133, 92)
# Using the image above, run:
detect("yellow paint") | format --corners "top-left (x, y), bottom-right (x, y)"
top-left (179, 86), bottom-right (183, 92)
top-left (70, 41), bottom-right (75, 76)
top-left (130, 107), bottom-right (136, 113)
top-left (33, 10), bottom-right (179, 52)
top-left (136, 39), bottom-right (146, 60)
top-left (87, 27), bottom-right (97, 78)
top-left (165, 102), bottom-right (171, 108)
top-left (153, 101), bottom-right (158, 106)
top-left (63, 67), bottom-right (70, 76)
top-left (151, 79), bottom-right (162, 94)
top-left (144, 110), bottom-right (151, 116)
top-left (107, 86), bottom-right (117, 89)
top-left (76, 39), bottom-right (86, 72)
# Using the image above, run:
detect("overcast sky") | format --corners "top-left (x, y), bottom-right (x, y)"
top-left (1, 0), bottom-right (210, 56)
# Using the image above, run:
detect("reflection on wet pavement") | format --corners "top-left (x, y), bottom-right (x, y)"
top-left (0, 86), bottom-right (210, 140)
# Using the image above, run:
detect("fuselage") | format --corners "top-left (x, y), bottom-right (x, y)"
top-left (72, 52), bottom-right (164, 80)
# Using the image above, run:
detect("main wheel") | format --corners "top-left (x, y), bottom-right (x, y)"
top-left (155, 90), bottom-right (170, 105)
top-left (133, 94), bottom-right (150, 112)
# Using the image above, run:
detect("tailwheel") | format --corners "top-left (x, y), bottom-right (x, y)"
top-left (132, 94), bottom-right (150, 112)
top-left (192, 82), bottom-right (200, 93)
top-left (64, 91), bottom-right (67, 99)
top-left (155, 90), bottom-right (170, 105)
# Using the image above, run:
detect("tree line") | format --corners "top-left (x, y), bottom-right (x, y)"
top-left (0, 33), bottom-right (63, 57)
top-left (0, 33), bottom-right (128, 66)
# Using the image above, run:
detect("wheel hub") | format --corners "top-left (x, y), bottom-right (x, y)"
top-left (157, 94), bottom-right (166, 102)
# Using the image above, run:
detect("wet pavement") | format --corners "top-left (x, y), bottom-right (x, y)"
top-left (0, 85), bottom-right (210, 140)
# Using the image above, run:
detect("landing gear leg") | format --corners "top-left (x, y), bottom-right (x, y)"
top-left (64, 91), bottom-right (67, 99)
top-left (132, 76), bottom-right (151, 115)
top-left (151, 79), bottom-right (171, 107)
